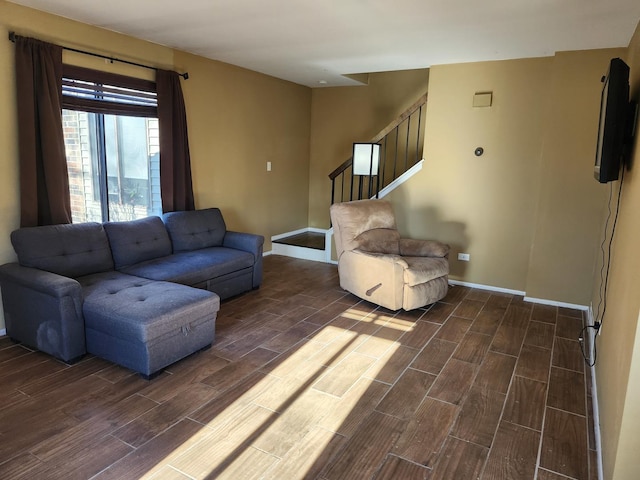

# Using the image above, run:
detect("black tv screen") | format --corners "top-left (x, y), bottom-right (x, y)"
top-left (594, 58), bottom-right (630, 183)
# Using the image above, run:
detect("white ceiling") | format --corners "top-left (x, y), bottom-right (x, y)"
top-left (9, 0), bottom-right (640, 87)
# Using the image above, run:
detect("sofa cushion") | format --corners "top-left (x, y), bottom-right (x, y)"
top-left (120, 247), bottom-right (254, 287)
top-left (163, 208), bottom-right (226, 253)
top-left (11, 223), bottom-right (113, 278)
top-left (104, 217), bottom-right (172, 270)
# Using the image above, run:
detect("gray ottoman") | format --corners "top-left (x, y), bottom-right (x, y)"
top-left (79, 272), bottom-right (219, 378)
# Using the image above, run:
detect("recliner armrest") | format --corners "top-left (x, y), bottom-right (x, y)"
top-left (353, 250), bottom-right (409, 268)
top-left (399, 238), bottom-right (450, 258)
top-left (353, 228), bottom-right (400, 255)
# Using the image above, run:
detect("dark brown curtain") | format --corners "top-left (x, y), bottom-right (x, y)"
top-left (15, 36), bottom-right (71, 226)
top-left (156, 69), bottom-right (195, 212)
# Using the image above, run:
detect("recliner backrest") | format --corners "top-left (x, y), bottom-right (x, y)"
top-left (330, 200), bottom-right (398, 259)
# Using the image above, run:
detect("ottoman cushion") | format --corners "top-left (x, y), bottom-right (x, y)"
top-left (79, 271), bottom-right (219, 375)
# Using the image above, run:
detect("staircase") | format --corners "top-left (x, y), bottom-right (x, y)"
top-left (329, 93), bottom-right (427, 204)
top-left (271, 93), bottom-right (428, 263)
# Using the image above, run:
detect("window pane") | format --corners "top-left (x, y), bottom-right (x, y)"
top-left (63, 109), bottom-right (162, 223)
top-left (64, 109), bottom-right (102, 223)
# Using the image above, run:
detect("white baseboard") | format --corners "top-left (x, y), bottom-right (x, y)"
top-left (592, 369), bottom-right (604, 480)
top-left (448, 279), bottom-right (525, 296)
top-left (271, 227), bottom-right (328, 241)
top-left (448, 280), bottom-right (589, 310)
top-left (586, 305), bottom-right (604, 480)
top-left (325, 229), bottom-right (334, 263)
top-left (270, 228), bottom-right (332, 264)
top-left (263, 250), bottom-right (272, 256)
top-left (271, 243), bottom-right (327, 263)
top-left (523, 296), bottom-right (588, 311)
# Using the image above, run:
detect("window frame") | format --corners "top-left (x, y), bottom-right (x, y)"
top-left (61, 65), bottom-right (161, 223)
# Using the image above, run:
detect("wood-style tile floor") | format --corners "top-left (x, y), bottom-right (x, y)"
top-left (272, 232), bottom-right (326, 250)
top-left (0, 255), bottom-right (597, 479)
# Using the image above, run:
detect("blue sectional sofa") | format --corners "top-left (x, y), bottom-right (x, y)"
top-left (0, 208), bottom-right (264, 378)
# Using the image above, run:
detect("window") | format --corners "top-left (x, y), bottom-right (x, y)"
top-left (61, 66), bottom-right (162, 223)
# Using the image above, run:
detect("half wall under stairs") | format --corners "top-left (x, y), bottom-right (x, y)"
top-left (270, 158), bottom-right (425, 264)
top-left (271, 229), bottom-right (332, 263)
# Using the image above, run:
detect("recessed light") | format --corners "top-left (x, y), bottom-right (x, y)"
top-left (318, 80), bottom-right (328, 85)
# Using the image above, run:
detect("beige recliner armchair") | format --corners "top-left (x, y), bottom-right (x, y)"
top-left (330, 199), bottom-right (450, 311)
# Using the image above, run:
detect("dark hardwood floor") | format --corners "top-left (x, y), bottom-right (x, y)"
top-left (0, 255), bottom-right (597, 479)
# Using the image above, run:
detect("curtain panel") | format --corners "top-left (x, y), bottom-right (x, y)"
top-left (156, 69), bottom-right (195, 213)
top-left (15, 36), bottom-right (72, 226)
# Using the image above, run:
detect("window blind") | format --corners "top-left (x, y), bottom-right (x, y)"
top-left (62, 65), bottom-right (157, 117)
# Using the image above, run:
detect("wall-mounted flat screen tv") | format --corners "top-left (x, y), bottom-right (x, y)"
top-left (594, 58), bottom-right (631, 183)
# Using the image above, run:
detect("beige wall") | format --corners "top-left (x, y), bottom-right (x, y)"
top-left (3, 11), bottom-right (640, 476)
top-left (0, 1), bottom-right (312, 331)
top-left (388, 58), bottom-right (549, 291)
top-left (595, 21), bottom-right (640, 480)
top-left (380, 48), bottom-right (639, 478)
top-left (172, 50), bottom-right (310, 243)
top-left (383, 51), bottom-right (621, 304)
top-left (526, 50), bottom-right (625, 304)
top-left (308, 69), bottom-right (430, 228)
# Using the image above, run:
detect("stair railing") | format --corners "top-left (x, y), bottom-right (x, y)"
top-left (328, 93), bottom-right (427, 204)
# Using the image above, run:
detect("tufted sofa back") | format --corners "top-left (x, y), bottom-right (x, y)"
top-left (11, 222), bottom-right (114, 278)
top-left (10, 210), bottom-right (231, 278)
top-left (104, 216), bottom-right (172, 269)
top-left (162, 208), bottom-right (227, 253)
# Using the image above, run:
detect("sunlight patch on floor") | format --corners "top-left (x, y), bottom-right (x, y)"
top-left (141, 308), bottom-right (412, 479)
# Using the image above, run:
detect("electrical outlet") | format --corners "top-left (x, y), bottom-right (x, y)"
top-left (267, 161), bottom-right (272, 172)
top-left (458, 253), bottom-right (470, 261)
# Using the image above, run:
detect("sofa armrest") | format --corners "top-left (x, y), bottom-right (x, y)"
top-left (399, 238), bottom-right (450, 258)
top-left (223, 231), bottom-right (265, 289)
top-left (0, 263), bottom-right (86, 362)
top-left (0, 263), bottom-right (82, 298)
top-left (223, 231), bottom-right (264, 257)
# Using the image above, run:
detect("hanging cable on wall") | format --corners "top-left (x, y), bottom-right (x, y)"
top-left (581, 168), bottom-right (626, 367)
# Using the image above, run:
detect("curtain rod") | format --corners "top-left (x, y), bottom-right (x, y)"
top-left (8, 31), bottom-right (188, 80)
